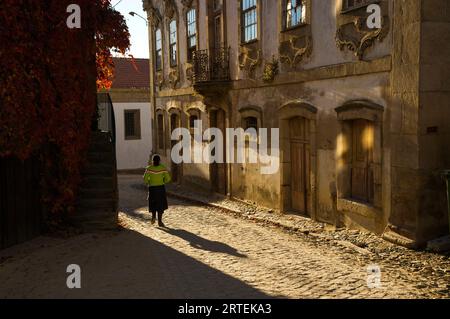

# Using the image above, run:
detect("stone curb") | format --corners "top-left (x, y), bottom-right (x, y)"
top-left (167, 191), bottom-right (303, 231)
top-left (166, 190), bottom-right (375, 256)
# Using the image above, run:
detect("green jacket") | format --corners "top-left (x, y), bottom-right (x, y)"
top-left (143, 164), bottom-right (172, 187)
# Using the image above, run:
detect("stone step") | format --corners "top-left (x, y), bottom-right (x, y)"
top-left (79, 187), bottom-right (115, 200)
top-left (427, 235), bottom-right (450, 253)
top-left (77, 198), bottom-right (117, 209)
top-left (82, 163), bottom-right (115, 176)
top-left (87, 152), bottom-right (115, 163)
top-left (88, 142), bottom-right (114, 153)
top-left (90, 131), bottom-right (112, 142)
top-left (76, 131), bottom-right (118, 232)
top-left (81, 176), bottom-right (115, 189)
top-left (74, 207), bottom-right (117, 219)
top-left (70, 214), bottom-right (118, 231)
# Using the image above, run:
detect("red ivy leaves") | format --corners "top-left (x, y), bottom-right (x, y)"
top-left (0, 0), bottom-right (130, 216)
top-left (96, 1), bottom-right (130, 89)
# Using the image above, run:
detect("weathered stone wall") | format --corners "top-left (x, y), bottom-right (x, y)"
top-left (384, 0), bottom-right (450, 246)
top-left (143, 0), bottom-right (449, 244)
top-left (229, 71), bottom-right (390, 226)
top-left (417, 0), bottom-right (450, 241)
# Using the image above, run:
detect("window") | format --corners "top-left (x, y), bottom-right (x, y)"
top-left (124, 110), bottom-right (141, 140)
top-left (213, 0), bottom-right (222, 11)
top-left (342, 0), bottom-right (378, 12)
top-left (189, 114), bottom-right (198, 131)
top-left (214, 15), bottom-right (222, 49)
top-left (186, 9), bottom-right (197, 61)
top-left (350, 119), bottom-right (374, 204)
top-left (244, 116), bottom-right (258, 130)
top-left (285, 0), bottom-right (306, 29)
top-left (169, 20), bottom-right (178, 67)
top-left (241, 0), bottom-right (258, 43)
top-left (157, 113), bottom-right (164, 149)
top-left (155, 28), bottom-right (162, 71)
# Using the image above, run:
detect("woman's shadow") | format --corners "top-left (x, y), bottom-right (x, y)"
top-left (160, 227), bottom-right (247, 258)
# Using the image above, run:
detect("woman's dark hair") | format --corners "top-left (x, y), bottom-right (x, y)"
top-left (152, 155), bottom-right (161, 166)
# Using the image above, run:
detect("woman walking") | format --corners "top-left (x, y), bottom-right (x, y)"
top-left (143, 155), bottom-right (171, 227)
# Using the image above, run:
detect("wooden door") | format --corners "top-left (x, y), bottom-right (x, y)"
top-left (170, 114), bottom-right (180, 183)
top-left (210, 109), bottom-right (227, 195)
top-left (289, 117), bottom-right (310, 214)
top-left (351, 119), bottom-right (374, 203)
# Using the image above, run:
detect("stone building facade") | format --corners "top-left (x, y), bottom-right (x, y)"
top-left (143, 0), bottom-right (450, 248)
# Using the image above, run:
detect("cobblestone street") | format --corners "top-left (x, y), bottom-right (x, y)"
top-left (119, 176), bottom-right (450, 299)
top-left (0, 175), bottom-right (449, 299)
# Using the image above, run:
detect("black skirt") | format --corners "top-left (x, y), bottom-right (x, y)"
top-left (148, 185), bottom-right (168, 213)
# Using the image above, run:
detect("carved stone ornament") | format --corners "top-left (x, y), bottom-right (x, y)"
top-left (336, 16), bottom-right (390, 60)
top-left (142, 0), bottom-right (152, 12)
top-left (238, 46), bottom-right (262, 78)
top-left (181, 0), bottom-right (194, 9)
top-left (168, 68), bottom-right (180, 89)
top-left (262, 56), bottom-right (279, 83)
top-left (279, 35), bottom-right (312, 68)
top-left (145, 5), bottom-right (162, 28)
top-left (164, 0), bottom-right (176, 19)
top-left (184, 62), bottom-right (194, 84)
top-left (156, 71), bottom-right (165, 90)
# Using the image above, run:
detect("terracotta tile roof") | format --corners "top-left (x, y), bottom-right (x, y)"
top-left (111, 57), bottom-right (150, 89)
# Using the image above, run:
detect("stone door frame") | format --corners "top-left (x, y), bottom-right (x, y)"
top-left (279, 100), bottom-right (317, 219)
top-left (334, 99), bottom-right (384, 229)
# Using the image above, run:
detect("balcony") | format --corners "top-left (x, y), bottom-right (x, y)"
top-left (192, 47), bottom-right (231, 97)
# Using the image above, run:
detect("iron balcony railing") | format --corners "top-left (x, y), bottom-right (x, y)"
top-left (192, 47), bottom-right (231, 83)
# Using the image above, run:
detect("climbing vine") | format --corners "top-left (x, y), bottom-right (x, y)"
top-left (0, 0), bottom-right (130, 220)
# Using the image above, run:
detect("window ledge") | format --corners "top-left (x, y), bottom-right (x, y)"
top-left (281, 23), bottom-right (309, 33)
top-left (337, 198), bottom-right (381, 219)
top-left (240, 39), bottom-right (258, 46)
top-left (340, 1), bottom-right (381, 14)
top-left (125, 137), bottom-right (142, 141)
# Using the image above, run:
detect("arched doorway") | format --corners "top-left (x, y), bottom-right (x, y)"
top-left (209, 108), bottom-right (227, 195)
top-left (170, 112), bottom-right (181, 183)
top-left (279, 100), bottom-right (317, 217)
top-left (289, 117), bottom-right (311, 214)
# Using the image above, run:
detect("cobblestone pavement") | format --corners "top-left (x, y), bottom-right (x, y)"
top-left (0, 175), bottom-right (448, 299)
top-left (120, 175), bottom-right (450, 299)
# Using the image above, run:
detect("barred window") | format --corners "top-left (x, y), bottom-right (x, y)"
top-left (155, 28), bottom-right (162, 71)
top-left (169, 20), bottom-right (177, 67)
top-left (286, 0), bottom-right (306, 29)
top-left (186, 9), bottom-right (197, 61)
top-left (124, 110), bottom-right (141, 140)
top-left (189, 115), bottom-right (198, 129)
top-left (342, 0), bottom-right (378, 12)
top-left (241, 0), bottom-right (257, 43)
top-left (244, 116), bottom-right (258, 130)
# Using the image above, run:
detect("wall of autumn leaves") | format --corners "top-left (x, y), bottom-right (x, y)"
top-left (0, 0), bottom-right (130, 221)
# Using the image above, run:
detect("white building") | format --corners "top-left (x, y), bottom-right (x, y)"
top-left (105, 58), bottom-right (152, 172)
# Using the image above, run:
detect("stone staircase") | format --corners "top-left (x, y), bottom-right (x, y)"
top-left (73, 131), bottom-right (118, 231)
